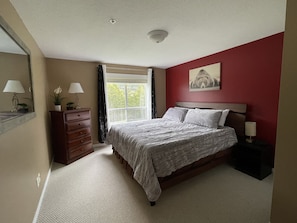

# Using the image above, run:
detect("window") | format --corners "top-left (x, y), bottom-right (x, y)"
top-left (105, 72), bottom-right (152, 126)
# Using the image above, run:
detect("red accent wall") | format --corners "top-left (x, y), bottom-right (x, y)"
top-left (166, 33), bottom-right (284, 146)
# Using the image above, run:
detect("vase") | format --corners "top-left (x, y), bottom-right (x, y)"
top-left (54, 105), bottom-right (61, 111)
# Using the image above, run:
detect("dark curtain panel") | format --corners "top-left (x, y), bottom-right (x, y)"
top-left (151, 69), bottom-right (157, 118)
top-left (97, 65), bottom-right (108, 143)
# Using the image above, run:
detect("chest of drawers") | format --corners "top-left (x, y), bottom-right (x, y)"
top-left (50, 108), bottom-right (93, 164)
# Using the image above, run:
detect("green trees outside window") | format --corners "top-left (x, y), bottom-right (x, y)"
top-left (106, 83), bottom-right (147, 124)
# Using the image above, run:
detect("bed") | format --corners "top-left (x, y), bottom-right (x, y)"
top-left (106, 102), bottom-right (246, 205)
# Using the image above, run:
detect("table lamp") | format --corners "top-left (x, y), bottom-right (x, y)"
top-left (245, 121), bottom-right (256, 143)
top-left (68, 82), bottom-right (84, 109)
top-left (3, 80), bottom-right (25, 112)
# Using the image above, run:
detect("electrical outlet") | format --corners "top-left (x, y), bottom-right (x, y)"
top-left (36, 173), bottom-right (41, 188)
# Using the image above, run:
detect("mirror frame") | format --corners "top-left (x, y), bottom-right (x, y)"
top-left (0, 16), bottom-right (36, 135)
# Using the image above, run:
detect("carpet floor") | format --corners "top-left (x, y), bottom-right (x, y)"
top-left (36, 144), bottom-right (273, 223)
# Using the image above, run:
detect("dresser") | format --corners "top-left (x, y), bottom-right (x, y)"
top-left (50, 108), bottom-right (94, 164)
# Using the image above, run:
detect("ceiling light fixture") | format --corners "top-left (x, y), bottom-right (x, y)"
top-left (147, 30), bottom-right (168, 43)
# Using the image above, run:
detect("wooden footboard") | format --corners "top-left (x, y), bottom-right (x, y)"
top-left (158, 148), bottom-right (232, 189)
top-left (112, 147), bottom-right (232, 190)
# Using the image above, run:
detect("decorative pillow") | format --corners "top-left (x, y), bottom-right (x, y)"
top-left (162, 107), bottom-right (188, 122)
top-left (184, 109), bottom-right (222, 128)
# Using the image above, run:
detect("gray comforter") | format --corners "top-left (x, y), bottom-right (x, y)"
top-left (106, 118), bottom-right (238, 202)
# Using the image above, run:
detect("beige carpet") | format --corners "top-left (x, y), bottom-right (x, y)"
top-left (36, 144), bottom-right (273, 223)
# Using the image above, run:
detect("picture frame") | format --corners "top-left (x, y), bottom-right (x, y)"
top-left (189, 62), bottom-right (221, 91)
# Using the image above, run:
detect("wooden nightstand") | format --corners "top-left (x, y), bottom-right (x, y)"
top-left (233, 140), bottom-right (273, 180)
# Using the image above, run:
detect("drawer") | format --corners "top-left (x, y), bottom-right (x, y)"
top-left (68, 143), bottom-right (93, 160)
top-left (66, 119), bottom-right (91, 131)
top-left (67, 128), bottom-right (91, 141)
top-left (65, 111), bottom-right (90, 122)
top-left (68, 135), bottom-right (92, 149)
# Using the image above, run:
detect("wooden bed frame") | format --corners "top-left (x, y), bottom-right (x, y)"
top-left (112, 102), bottom-right (247, 205)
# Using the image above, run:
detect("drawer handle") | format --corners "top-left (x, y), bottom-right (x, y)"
top-left (80, 131), bottom-right (84, 135)
top-left (80, 140), bottom-right (84, 143)
top-left (77, 114), bottom-right (81, 117)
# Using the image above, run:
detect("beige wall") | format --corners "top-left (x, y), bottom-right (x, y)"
top-left (46, 58), bottom-right (99, 142)
top-left (46, 59), bottom-right (167, 143)
top-left (0, 1), bottom-right (51, 223)
top-left (271, 0), bottom-right (297, 222)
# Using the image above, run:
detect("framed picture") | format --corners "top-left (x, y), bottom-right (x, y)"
top-left (189, 62), bottom-right (221, 91)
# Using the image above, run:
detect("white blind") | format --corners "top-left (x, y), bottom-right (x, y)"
top-left (105, 63), bottom-right (148, 75)
top-left (106, 73), bottom-right (148, 83)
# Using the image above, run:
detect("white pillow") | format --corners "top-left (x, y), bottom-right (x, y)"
top-left (162, 107), bottom-right (188, 122)
top-left (194, 108), bottom-right (230, 127)
top-left (218, 109), bottom-right (230, 126)
top-left (184, 109), bottom-right (222, 128)
top-left (174, 106), bottom-right (189, 110)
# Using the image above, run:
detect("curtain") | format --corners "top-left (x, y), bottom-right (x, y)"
top-left (151, 69), bottom-right (157, 118)
top-left (97, 65), bottom-right (108, 143)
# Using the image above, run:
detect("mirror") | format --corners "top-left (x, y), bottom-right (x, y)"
top-left (0, 16), bottom-right (35, 134)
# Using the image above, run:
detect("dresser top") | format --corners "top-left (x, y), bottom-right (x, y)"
top-left (50, 108), bottom-right (90, 114)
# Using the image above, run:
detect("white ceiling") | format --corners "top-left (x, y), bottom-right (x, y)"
top-left (0, 27), bottom-right (26, 54)
top-left (10, 0), bottom-right (287, 69)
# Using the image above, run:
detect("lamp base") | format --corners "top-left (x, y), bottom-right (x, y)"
top-left (11, 93), bottom-right (19, 112)
top-left (245, 136), bottom-right (254, 143)
top-left (74, 93), bottom-right (81, 109)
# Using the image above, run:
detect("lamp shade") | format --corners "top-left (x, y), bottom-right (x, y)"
top-left (245, 121), bottom-right (256, 137)
top-left (3, 80), bottom-right (25, 93)
top-left (68, 83), bottom-right (84, 93)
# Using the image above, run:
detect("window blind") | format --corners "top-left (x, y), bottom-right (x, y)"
top-left (106, 73), bottom-right (148, 83)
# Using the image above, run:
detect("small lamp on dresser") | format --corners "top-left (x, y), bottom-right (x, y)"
top-left (68, 82), bottom-right (84, 109)
top-left (245, 121), bottom-right (256, 143)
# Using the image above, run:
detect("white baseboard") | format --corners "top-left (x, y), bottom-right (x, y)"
top-left (32, 159), bottom-right (53, 223)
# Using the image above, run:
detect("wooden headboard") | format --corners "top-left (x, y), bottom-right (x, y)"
top-left (175, 102), bottom-right (247, 137)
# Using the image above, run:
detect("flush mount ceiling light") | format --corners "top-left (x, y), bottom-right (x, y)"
top-left (147, 30), bottom-right (168, 43)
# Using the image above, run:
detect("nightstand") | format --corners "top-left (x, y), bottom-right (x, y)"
top-left (233, 140), bottom-right (273, 180)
